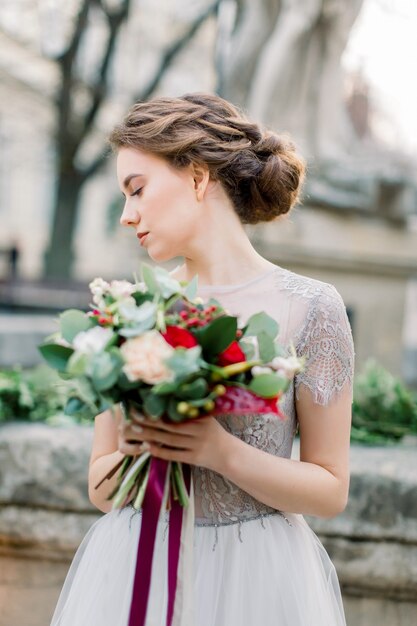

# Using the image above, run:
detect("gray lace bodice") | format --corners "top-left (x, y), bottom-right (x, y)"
top-left (192, 266), bottom-right (355, 526)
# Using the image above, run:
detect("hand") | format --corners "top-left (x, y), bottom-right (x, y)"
top-left (118, 409), bottom-right (232, 473)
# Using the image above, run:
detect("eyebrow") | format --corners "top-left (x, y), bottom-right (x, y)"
top-left (122, 173), bottom-right (144, 188)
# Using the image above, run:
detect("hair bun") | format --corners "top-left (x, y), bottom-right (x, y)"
top-left (109, 92), bottom-right (306, 224)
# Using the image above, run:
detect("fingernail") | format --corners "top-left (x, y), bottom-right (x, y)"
top-left (132, 424), bottom-right (143, 433)
top-left (133, 413), bottom-right (145, 422)
top-left (141, 441), bottom-right (151, 451)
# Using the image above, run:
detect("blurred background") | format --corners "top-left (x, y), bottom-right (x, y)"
top-left (0, 1), bottom-right (416, 625)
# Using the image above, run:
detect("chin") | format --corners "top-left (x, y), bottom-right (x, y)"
top-left (146, 246), bottom-right (177, 264)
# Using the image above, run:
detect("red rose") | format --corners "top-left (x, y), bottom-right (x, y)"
top-left (162, 325), bottom-right (199, 349)
top-left (217, 340), bottom-right (246, 366)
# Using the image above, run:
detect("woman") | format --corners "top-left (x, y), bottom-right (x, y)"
top-left (51, 92), bottom-right (354, 625)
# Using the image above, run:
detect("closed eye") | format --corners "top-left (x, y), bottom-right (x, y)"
top-left (131, 187), bottom-right (143, 197)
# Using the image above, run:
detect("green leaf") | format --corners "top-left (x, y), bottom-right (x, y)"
top-left (38, 343), bottom-right (74, 372)
top-left (192, 316), bottom-right (237, 357)
top-left (184, 274), bottom-right (198, 301)
top-left (67, 351), bottom-right (90, 376)
top-left (176, 377), bottom-right (208, 399)
top-left (64, 397), bottom-right (88, 416)
top-left (167, 396), bottom-right (186, 422)
top-left (244, 313), bottom-right (279, 340)
top-left (249, 373), bottom-right (288, 398)
top-left (240, 339), bottom-right (256, 360)
top-left (91, 350), bottom-right (123, 391)
top-left (60, 309), bottom-right (93, 343)
top-left (165, 346), bottom-right (202, 379)
top-left (154, 266), bottom-right (182, 298)
top-left (152, 380), bottom-right (178, 395)
top-left (141, 263), bottom-right (159, 294)
top-left (143, 392), bottom-right (168, 418)
top-left (257, 331), bottom-right (276, 363)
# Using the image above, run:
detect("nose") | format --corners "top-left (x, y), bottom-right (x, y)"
top-left (120, 202), bottom-right (140, 227)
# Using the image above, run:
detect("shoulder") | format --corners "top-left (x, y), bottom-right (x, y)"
top-left (276, 266), bottom-right (347, 312)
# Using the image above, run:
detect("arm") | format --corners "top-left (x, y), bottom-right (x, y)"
top-left (215, 383), bottom-right (352, 518)
top-left (88, 407), bottom-right (124, 513)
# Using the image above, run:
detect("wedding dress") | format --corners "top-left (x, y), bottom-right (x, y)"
top-left (50, 264), bottom-right (354, 626)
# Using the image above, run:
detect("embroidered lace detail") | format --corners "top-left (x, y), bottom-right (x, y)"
top-left (292, 281), bottom-right (355, 405)
top-left (192, 408), bottom-right (296, 525)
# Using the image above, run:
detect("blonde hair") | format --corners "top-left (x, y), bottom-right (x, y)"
top-left (109, 92), bottom-right (306, 224)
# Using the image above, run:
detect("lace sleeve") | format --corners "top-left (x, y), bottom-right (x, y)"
top-left (294, 283), bottom-right (355, 406)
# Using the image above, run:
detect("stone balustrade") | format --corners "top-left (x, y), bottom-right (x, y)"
top-left (0, 422), bottom-right (416, 626)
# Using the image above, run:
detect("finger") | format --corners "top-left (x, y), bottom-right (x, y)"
top-left (136, 427), bottom-right (194, 449)
top-left (148, 443), bottom-right (192, 464)
top-left (118, 441), bottom-right (150, 456)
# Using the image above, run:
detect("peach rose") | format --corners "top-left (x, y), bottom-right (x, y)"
top-left (120, 330), bottom-right (175, 385)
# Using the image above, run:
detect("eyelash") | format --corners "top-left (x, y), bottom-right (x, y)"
top-left (131, 188), bottom-right (143, 197)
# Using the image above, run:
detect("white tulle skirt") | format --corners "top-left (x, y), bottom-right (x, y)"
top-left (50, 505), bottom-right (346, 626)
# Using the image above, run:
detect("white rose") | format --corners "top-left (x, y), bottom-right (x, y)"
top-left (251, 365), bottom-right (274, 376)
top-left (109, 280), bottom-right (136, 299)
top-left (271, 356), bottom-right (302, 378)
top-left (73, 326), bottom-right (113, 354)
top-left (89, 277), bottom-right (110, 308)
top-left (120, 330), bottom-right (175, 385)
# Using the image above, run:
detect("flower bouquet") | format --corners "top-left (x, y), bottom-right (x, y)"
top-left (39, 263), bottom-right (303, 510)
top-left (38, 263), bottom-right (304, 626)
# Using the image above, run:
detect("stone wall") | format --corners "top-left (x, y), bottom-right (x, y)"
top-left (0, 422), bottom-right (416, 626)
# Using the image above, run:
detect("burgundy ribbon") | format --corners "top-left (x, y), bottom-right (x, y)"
top-left (167, 464), bottom-right (191, 626)
top-left (128, 459), bottom-right (191, 626)
top-left (128, 457), bottom-right (169, 626)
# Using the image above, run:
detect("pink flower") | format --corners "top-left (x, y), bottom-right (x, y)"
top-left (120, 330), bottom-right (175, 385)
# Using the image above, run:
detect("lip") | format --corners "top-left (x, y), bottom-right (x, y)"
top-left (137, 232), bottom-right (149, 245)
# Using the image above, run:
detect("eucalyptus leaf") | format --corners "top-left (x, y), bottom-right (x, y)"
top-left (141, 264), bottom-right (158, 294)
top-left (184, 274), bottom-right (198, 300)
top-left (38, 343), bottom-right (74, 372)
top-left (244, 312), bottom-right (279, 340)
top-left (143, 392), bottom-right (168, 418)
top-left (60, 309), bottom-right (93, 343)
top-left (119, 300), bottom-right (156, 324)
top-left (165, 346), bottom-right (202, 378)
top-left (176, 377), bottom-right (208, 399)
top-left (154, 266), bottom-right (182, 298)
top-left (257, 331), bottom-right (277, 363)
top-left (91, 351), bottom-right (122, 391)
top-left (249, 373), bottom-right (288, 398)
top-left (152, 380), bottom-right (179, 395)
top-left (67, 351), bottom-right (91, 377)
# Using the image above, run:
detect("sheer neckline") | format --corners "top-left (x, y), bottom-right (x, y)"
top-left (170, 265), bottom-right (279, 293)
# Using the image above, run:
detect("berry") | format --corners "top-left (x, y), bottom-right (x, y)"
top-left (203, 399), bottom-right (215, 412)
top-left (177, 402), bottom-right (189, 414)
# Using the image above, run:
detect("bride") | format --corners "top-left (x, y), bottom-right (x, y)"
top-left (50, 91), bottom-right (354, 626)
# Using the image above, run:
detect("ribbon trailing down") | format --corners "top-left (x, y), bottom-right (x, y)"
top-left (128, 458), bottom-right (192, 626)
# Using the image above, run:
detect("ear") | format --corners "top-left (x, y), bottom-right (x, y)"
top-left (189, 162), bottom-right (210, 201)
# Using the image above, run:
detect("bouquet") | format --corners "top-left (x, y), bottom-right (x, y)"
top-left (39, 263), bottom-right (303, 509)
top-left (39, 263), bottom-right (304, 626)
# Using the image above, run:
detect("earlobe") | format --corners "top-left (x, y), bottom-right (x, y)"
top-left (191, 162), bottom-right (209, 201)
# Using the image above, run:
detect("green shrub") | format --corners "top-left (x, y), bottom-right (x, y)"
top-left (0, 365), bottom-right (78, 426)
top-left (352, 358), bottom-right (417, 445)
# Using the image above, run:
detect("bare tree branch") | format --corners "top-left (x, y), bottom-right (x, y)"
top-left (82, 0), bottom-right (221, 181)
top-left (76, 0), bottom-right (131, 143)
top-left (56, 0), bottom-right (90, 165)
top-left (137, 0), bottom-right (221, 102)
